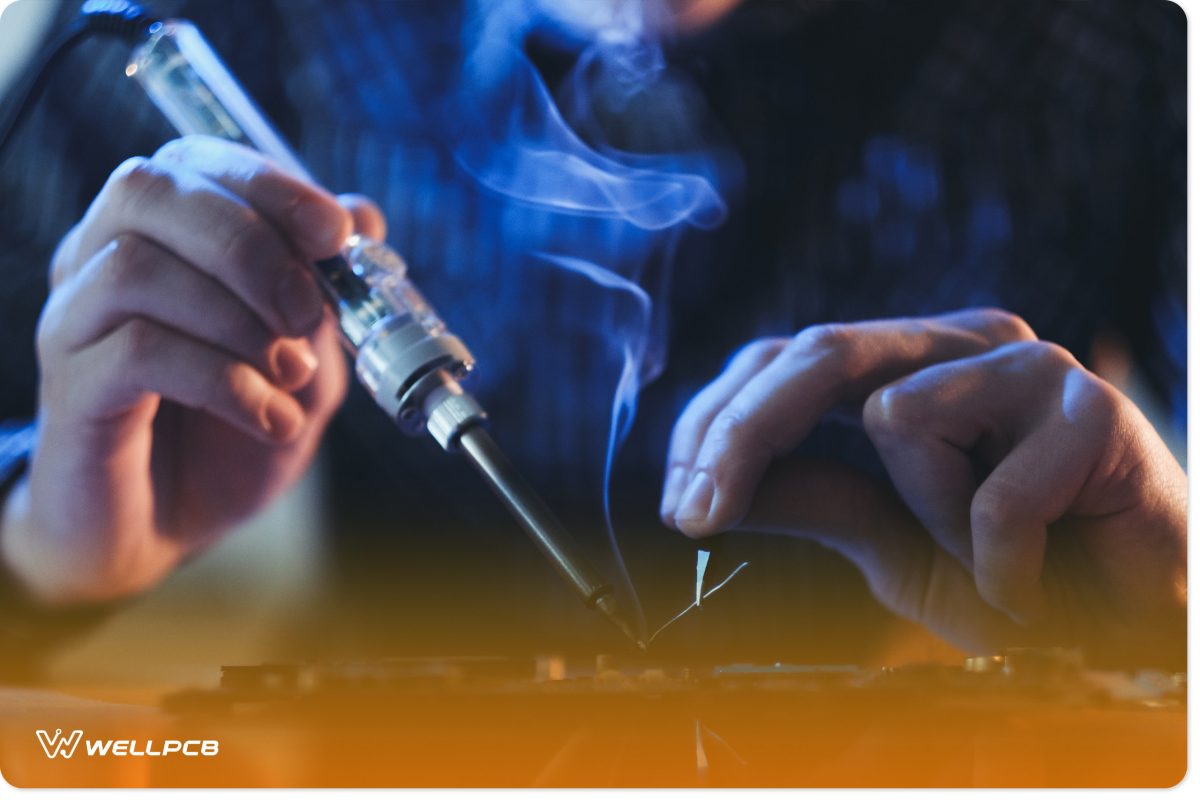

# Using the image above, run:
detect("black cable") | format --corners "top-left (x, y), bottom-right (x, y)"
top-left (0, 0), bottom-right (159, 159)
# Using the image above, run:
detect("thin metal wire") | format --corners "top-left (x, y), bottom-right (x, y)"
top-left (647, 561), bottom-right (750, 645)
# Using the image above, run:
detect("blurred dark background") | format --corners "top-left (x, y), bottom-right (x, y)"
top-left (0, 0), bottom-right (1185, 672)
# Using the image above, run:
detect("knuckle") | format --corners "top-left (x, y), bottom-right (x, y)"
top-left (1063, 367), bottom-right (1124, 428)
top-left (973, 307), bottom-right (1037, 343)
top-left (790, 322), bottom-right (861, 377)
top-left (99, 234), bottom-right (157, 288)
top-left (862, 383), bottom-right (922, 438)
top-left (153, 136), bottom-right (191, 163)
top-left (998, 339), bottom-right (1076, 372)
top-left (108, 156), bottom-right (172, 203)
top-left (709, 407), bottom-right (749, 441)
top-left (731, 337), bottom-right (787, 370)
top-left (115, 318), bottom-right (166, 365)
top-left (793, 322), bottom-right (853, 356)
top-left (1030, 340), bottom-right (1077, 369)
top-left (232, 156), bottom-right (278, 195)
top-left (218, 211), bottom-right (274, 272)
top-left (705, 406), bottom-right (764, 457)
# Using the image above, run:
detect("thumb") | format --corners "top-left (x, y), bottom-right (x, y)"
top-left (337, 193), bottom-right (387, 241)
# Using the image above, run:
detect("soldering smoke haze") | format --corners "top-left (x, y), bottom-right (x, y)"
top-left (450, 0), bottom-right (730, 636)
top-left (455, 0), bottom-right (726, 231)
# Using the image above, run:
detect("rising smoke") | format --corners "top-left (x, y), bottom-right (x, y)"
top-left (448, 0), bottom-right (732, 635)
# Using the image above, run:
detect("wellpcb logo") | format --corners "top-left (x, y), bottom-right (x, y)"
top-left (36, 728), bottom-right (219, 759)
top-left (36, 729), bottom-right (82, 759)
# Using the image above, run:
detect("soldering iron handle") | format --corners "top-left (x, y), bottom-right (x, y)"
top-left (127, 18), bottom-right (485, 442)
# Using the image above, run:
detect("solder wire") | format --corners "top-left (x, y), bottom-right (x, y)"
top-left (647, 560), bottom-right (750, 645)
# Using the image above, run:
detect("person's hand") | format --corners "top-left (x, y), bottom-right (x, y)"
top-left (0, 135), bottom-right (386, 606)
top-left (661, 309), bottom-right (1186, 668)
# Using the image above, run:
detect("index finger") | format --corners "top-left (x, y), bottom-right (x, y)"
top-left (58, 137), bottom-right (351, 283)
top-left (153, 135), bottom-right (352, 259)
top-left (673, 309), bottom-right (1036, 536)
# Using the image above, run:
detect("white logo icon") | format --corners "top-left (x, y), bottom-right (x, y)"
top-left (36, 729), bottom-right (83, 759)
top-left (34, 728), bottom-right (219, 759)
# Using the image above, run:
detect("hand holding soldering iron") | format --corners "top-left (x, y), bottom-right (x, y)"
top-left (1, 137), bottom-right (382, 604)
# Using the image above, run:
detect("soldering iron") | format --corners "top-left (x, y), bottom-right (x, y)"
top-left (0, 0), bottom-right (644, 649)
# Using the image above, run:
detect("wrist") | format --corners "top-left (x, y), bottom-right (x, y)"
top-left (0, 474), bottom-right (60, 607)
top-left (1, 476), bottom-right (171, 608)
top-left (0, 471), bottom-right (134, 681)
top-left (0, 421), bottom-right (42, 602)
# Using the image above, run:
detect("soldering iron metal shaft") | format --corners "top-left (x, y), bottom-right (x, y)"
top-left (457, 426), bottom-right (645, 649)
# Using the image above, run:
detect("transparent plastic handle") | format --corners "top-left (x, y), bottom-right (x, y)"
top-left (128, 20), bottom-right (480, 439)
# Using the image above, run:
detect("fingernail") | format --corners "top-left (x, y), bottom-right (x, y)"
top-left (261, 395), bottom-right (304, 442)
top-left (291, 201), bottom-right (345, 257)
top-left (675, 471), bottom-right (715, 526)
top-left (274, 269), bottom-right (324, 334)
top-left (271, 339), bottom-right (319, 389)
top-left (660, 466), bottom-right (689, 521)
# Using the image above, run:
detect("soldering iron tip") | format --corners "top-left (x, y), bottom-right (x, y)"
top-left (593, 593), bottom-right (644, 651)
